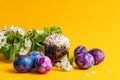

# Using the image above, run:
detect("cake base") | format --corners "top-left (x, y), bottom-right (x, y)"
top-left (45, 45), bottom-right (69, 65)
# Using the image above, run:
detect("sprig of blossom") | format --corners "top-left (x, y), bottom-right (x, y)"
top-left (19, 38), bottom-right (32, 55)
top-left (0, 26), bottom-right (65, 61)
top-left (0, 31), bottom-right (7, 49)
top-left (4, 25), bottom-right (25, 36)
top-left (55, 54), bottom-right (73, 71)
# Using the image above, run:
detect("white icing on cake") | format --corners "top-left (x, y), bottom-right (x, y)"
top-left (44, 34), bottom-right (70, 49)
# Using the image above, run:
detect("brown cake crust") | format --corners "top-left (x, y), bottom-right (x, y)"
top-left (45, 44), bottom-right (69, 65)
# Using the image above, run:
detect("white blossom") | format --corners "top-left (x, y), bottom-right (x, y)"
top-left (25, 38), bottom-right (32, 48)
top-left (0, 31), bottom-right (7, 49)
top-left (19, 38), bottom-right (32, 55)
top-left (3, 26), bottom-right (7, 31)
top-left (36, 30), bottom-right (44, 34)
top-left (16, 27), bottom-right (25, 36)
top-left (19, 47), bottom-right (30, 55)
top-left (55, 55), bottom-right (73, 71)
top-left (4, 26), bottom-right (25, 36)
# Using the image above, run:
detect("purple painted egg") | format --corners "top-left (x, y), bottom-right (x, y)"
top-left (88, 48), bottom-right (105, 65)
top-left (74, 46), bottom-right (88, 56)
top-left (35, 56), bottom-right (52, 74)
top-left (13, 55), bottom-right (33, 73)
top-left (75, 53), bottom-right (94, 69)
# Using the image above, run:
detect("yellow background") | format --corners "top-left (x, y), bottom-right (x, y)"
top-left (0, 0), bottom-right (120, 80)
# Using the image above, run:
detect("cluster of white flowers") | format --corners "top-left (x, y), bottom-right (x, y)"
top-left (19, 38), bottom-right (32, 55)
top-left (36, 30), bottom-right (44, 34)
top-left (0, 31), bottom-right (7, 49)
top-left (44, 34), bottom-right (70, 49)
top-left (25, 38), bottom-right (32, 48)
top-left (19, 48), bottom-right (30, 55)
top-left (4, 26), bottom-right (25, 36)
top-left (55, 55), bottom-right (73, 71)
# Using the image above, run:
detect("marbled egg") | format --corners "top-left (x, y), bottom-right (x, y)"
top-left (74, 46), bottom-right (88, 56)
top-left (13, 55), bottom-right (33, 73)
top-left (75, 53), bottom-right (94, 69)
top-left (29, 51), bottom-right (43, 59)
top-left (35, 56), bottom-right (52, 74)
top-left (89, 48), bottom-right (105, 65)
top-left (29, 51), bottom-right (43, 68)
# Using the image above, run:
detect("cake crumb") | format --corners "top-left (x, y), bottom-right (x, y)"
top-left (84, 73), bottom-right (90, 76)
top-left (106, 69), bottom-right (112, 73)
top-left (91, 71), bottom-right (96, 74)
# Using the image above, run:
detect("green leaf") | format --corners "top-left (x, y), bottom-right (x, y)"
top-left (36, 34), bottom-right (46, 42)
top-left (5, 31), bottom-right (14, 43)
top-left (35, 41), bottom-right (44, 51)
top-left (26, 30), bottom-right (32, 38)
top-left (3, 43), bottom-right (11, 60)
top-left (14, 43), bottom-right (21, 53)
top-left (32, 29), bottom-right (38, 38)
top-left (10, 43), bottom-right (21, 60)
top-left (44, 27), bottom-right (49, 35)
top-left (10, 50), bottom-right (16, 60)
top-left (26, 29), bottom-right (34, 38)
top-left (35, 33), bottom-right (48, 43)
top-left (69, 57), bottom-right (74, 66)
top-left (31, 28), bottom-right (49, 43)
top-left (14, 37), bottom-right (19, 43)
top-left (15, 32), bottom-right (25, 43)
top-left (31, 39), bottom-right (35, 51)
top-left (0, 47), bottom-right (3, 53)
top-left (34, 27), bottom-right (49, 43)
top-left (50, 26), bottom-right (62, 34)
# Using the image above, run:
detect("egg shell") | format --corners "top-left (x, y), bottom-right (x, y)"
top-left (35, 56), bottom-right (52, 74)
top-left (88, 48), bottom-right (105, 65)
top-left (74, 46), bottom-right (88, 56)
top-left (13, 55), bottom-right (33, 73)
top-left (75, 53), bottom-right (94, 69)
top-left (29, 51), bottom-right (43, 68)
